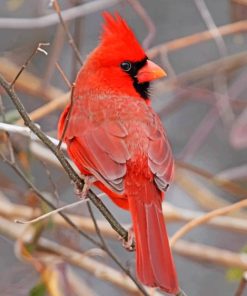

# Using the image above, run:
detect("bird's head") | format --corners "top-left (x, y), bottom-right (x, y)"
top-left (78, 12), bottom-right (166, 100)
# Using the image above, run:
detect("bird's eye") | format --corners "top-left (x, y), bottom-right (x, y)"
top-left (120, 61), bottom-right (132, 72)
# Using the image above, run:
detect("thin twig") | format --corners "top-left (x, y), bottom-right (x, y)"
top-left (173, 240), bottom-right (247, 269)
top-left (194, 0), bottom-right (234, 127)
top-left (0, 57), bottom-right (64, 102)
top-left (194, 0), bottom-right (227, 57)
top-left (42, 25), bottom-right (65, 89)
top-left (52, 0), bottom-right (83, 66)
top-left (71, 0), bottom-right (85, 80)
top-left (10, 43), bottom-right (50, 88)
top-left (147, 19), bottom-right (247, 58)
top-left (128, 0), bottom-right (156, 49)
top-left (176, 160), bottom-right (247, 198)
top-left (15, 199), bottom-right (88, 224)
top-left (55, 62), bottom-right (72, 89)
top-left (170, 199), bottom-right (247, 246)
top-left (15, 92), bottom-right (70, 125)
top-left (0, 154), bottom-right (99, 246)
top-left (40, 160), bottom-right (60, 204)
top-left (87, 202), bottom-right (108, 249)
top-left (87, 202), bottom-right (145, 295)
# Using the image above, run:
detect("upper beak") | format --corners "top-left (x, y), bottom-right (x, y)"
top-left (136, 60), bottom-right (167, 83)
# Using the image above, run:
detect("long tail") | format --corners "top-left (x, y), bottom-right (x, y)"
top-left (127, 180), bottom-right (179, 294)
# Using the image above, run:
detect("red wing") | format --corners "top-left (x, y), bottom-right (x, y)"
top-left (146, 114), bottom-right (174, 192)
top-left (60, 101), bottom-right (173, 194)
top-left (67, 121), bottom-right (130, 194)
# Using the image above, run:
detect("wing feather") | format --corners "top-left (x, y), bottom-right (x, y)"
top-left (67, 121), bottom-right (130, 194)
top-left (147, 113), bottom-right (174, 192)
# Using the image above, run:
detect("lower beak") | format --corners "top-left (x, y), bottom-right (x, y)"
top-left (136, 60), bottom-right (167, 83)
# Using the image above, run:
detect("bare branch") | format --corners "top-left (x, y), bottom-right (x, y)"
top-left (0, 74), bottom-right (129, 243)
top-left (0, 57), bottom-right (64, 102)
top-left (0, 0), bottom-right (123, 29)
top-left (42, 25), bottom-right (65, 89)
top-left (173, 240), bottom-right (247, 270)
top-left (176, 160), bottom-right (247, 198)
top-left (128, 0), bottom-right (156, 49)
top-left (52, 0), bottom-right (83, 66)
top-left (55, 62), bottom-right (72, 89)
top-left (15, 199), bottom-right (88, 225)
top-left (170, 199), bottom-right (247, 246)
top-left (1, 215), bottom-right (247, 284)
top-left (0, 122), bottom-right (63, 147)
top-left (194, 0), bottom-right (227, 57)
top-left (10, 43), bottom-right (50, 88)
top-left (148, 20), bottom-right (247, 58)
top-left (15, 92), bottom-right (70, 125)
top-left (0, 154), bottom-right (99, 246)
top-left (86, 202), bottom-right (147, 294)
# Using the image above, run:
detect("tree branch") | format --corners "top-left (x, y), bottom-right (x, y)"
top-left (170, 199), bottom-right (247, 246)
top-left (0, 0), bottom-right (123, 29)
top-left (52, 0), bottom-right (83, 66)
top-left (0, 74), bottom-right (128, 242)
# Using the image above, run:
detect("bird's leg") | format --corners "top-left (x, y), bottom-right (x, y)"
top-left (120, 226), bottom-right (135, 252)
top-left (74, 175), bottom-right (96, 199)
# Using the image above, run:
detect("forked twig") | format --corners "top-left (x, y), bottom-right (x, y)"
top-left (10, 43), bottom-right (50, 88)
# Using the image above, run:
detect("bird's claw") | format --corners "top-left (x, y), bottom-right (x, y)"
top-left (74, 176), bottom-right (96, 199)
top-left (120, 226), bottom-right (135, 252)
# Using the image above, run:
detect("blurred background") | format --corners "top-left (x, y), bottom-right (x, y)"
top-left (0, 0), bottom-right (247, 295)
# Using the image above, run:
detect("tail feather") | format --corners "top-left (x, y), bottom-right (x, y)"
top-left (128, 181), bottom-right (179, 294)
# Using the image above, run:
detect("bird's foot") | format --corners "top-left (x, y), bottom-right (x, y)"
top-left (120, 226), bottom-right (135, 252)
top-left (74, 175), bottom-right (96, 200)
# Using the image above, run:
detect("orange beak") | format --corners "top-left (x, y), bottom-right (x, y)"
top-left (136, 60), bottom-right (167, 83)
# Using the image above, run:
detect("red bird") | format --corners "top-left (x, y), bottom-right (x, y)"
top-left (58, 13), bottom-right (179, 294)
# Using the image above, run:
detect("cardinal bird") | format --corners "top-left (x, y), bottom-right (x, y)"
top-left (58, 13), bottom-right (179, 294)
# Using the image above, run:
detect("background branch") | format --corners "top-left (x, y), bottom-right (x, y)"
top-left (0, 0), bottom-right (123, 29)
